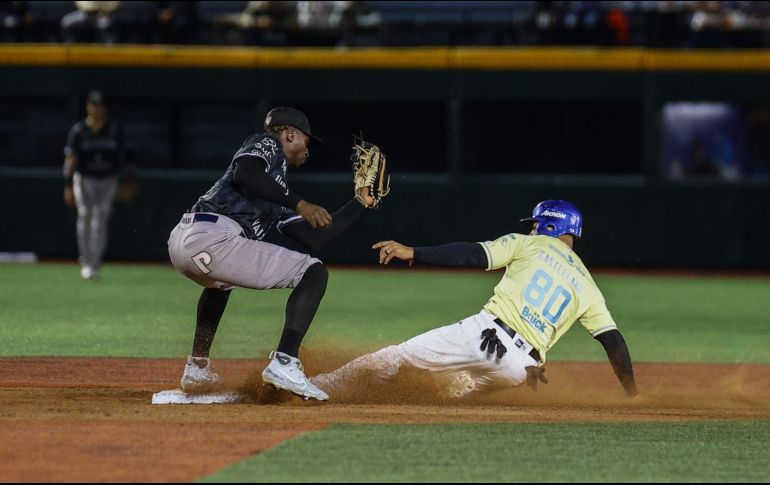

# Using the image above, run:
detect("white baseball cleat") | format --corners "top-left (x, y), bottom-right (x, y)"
top-left (181, 355), bottom-right (223, 392)
top-left (80, 266), bottom-right (101, 281)
top-left (80, 266), bottom-right (93, 280)
top-left (447, 371), bottom-right (477, 398)
top-left (262, 351), bottom-right (329, 401)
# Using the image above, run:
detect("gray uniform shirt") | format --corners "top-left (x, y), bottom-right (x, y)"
top-left (192, 133), bottom-right (300, 240)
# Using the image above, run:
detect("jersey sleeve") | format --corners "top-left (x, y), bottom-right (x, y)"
top-left (479, 234), bottom-right (526, 270)
top-left (578, 300), bottom-right (618, 337)
top-left (64, 124), bottom-right (79, 158)
top-left (232, 135), bottom-right (280, 173)
top-left (276, 209), bottom-right (304, 235)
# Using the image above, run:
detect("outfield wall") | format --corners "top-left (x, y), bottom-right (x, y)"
top-left (3, 169), bottom-right (768, 269)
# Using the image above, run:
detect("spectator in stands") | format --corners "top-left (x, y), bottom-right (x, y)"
top-left (685, 1), bottom-right (731, 48)
top-left (296, 1), bottom-right (352, 30)
top-left (63, 90), bottom-right (129, 281)
top-left (1, 1), bottom-right (32, 42)
top-left (214, 1), bottom-right (297, 46)
top-left (151, 1), bottom-right (199, 45)
top-left (61, 1), bottom-right (121, 44)
top-left (340, 1), bottom-right (382, 47)
top-left (606, 5), bottom-right (631, 45)
top-left (533, 1), bottom-right (567, 45)
top-left (294, 1), bottom-right (356, 46)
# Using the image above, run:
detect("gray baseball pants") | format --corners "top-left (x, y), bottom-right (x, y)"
top-left (73, 173), bottom-right (118, 271)
top-left (167, 212), bottom-right (321, 290)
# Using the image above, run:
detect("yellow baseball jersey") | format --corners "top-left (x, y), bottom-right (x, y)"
top-left (479, 233), bottom-right (616, 362)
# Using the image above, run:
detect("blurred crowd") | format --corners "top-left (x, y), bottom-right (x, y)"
top-left (0, 1), bottom-right (381, 46)
top-left (3, 1), bottom-right (770, 47)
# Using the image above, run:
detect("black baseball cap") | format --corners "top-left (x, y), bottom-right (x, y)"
top-left (264, 107), bottom-right (323, 145)
top-left (86, 90), bottom-right (105, 105)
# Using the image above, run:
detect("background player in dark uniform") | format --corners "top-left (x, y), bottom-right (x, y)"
top-left (63, 90), bottom-right (128, 281)
top-left (167, 107), bottom-right (377, 401)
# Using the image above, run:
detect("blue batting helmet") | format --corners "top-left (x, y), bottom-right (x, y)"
top-left (520, 200), bottom-right (583, 239)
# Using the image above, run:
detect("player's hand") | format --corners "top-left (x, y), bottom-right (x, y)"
top-left (480, 328), bottom-right (507, 358)
top-left (297, 200), bottom-right (332, 229)
top-left (356, 187), bottom-right (376, 208)
top-left (372, 240), bottom-right (414, 264)
top-left (64, 187), bottom-right (75, 208)
top-left (525, 366), bottom-right (548, 391)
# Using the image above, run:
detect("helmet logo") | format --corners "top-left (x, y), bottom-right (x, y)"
top-left (541, 210), bottom-right (567, 219)
top-left (265, 115), bottom-right (272, 126)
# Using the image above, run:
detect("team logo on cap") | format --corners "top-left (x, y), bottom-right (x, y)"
top-left (265, 115), bottom-right (272, 126)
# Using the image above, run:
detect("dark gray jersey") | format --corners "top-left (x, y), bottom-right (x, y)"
top-left (64, 118), bottom-right (125, 177)
top-left (192, 133), bottom-right (299, 240)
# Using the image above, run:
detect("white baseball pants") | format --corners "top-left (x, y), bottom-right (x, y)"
top-left (312, 311), bottom-right (539, 398)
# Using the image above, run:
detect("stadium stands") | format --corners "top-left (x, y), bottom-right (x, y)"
top-left (5, 1), bottom-right (770, 48)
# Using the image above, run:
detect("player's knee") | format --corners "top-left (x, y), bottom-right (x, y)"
top-left (303, 262), bottom-right (328, 289)
top-left (307, 262), bottom-right (328, 280)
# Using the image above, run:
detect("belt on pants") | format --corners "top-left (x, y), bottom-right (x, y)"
top-left (493, 317), bottom-right (541, 363)
top-left (189, 213), bottom-right (247, 238)
top-left (193, 213), bottom-right (218, 223)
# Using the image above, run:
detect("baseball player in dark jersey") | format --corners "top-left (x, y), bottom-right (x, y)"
top-left (63, 90), bottom-right (127, 281)
top-left (168, 107), bottom-right (377, 401)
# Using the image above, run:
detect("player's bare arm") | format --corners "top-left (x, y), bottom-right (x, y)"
top-left (595, 329), bottom-right (637, 397)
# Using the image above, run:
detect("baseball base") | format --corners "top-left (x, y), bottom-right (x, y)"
top-left (151, 389), bottom-right (246, 405)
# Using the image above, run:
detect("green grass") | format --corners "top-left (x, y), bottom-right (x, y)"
top-left (1, 263), bottom-right (769, 363)
top-left (201, 421), bottom-right (770, 483)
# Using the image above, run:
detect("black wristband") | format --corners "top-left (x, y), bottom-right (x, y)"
top-left (286, 192), bottom-right (302, 210)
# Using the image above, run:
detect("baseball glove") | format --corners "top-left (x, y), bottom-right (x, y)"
top-left (351, 134), bottom-right (390, 209)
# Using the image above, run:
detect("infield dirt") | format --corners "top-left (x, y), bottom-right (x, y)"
top-left (1, 353), bottom-right (769, 482)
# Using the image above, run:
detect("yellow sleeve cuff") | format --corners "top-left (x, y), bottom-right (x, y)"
top-left (479, 242), bottom-right (493, 271)
top-left (590, 325), bottom-right (618, 337)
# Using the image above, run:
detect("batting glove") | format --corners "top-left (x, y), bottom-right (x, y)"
top-left (480, 328), bottom-right (507, 359)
